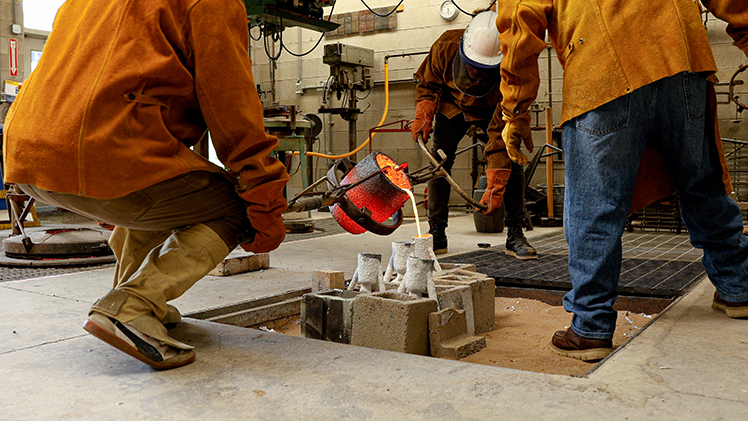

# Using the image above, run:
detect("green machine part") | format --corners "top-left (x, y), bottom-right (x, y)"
top-left (244, 0), bottom-right (340, 32)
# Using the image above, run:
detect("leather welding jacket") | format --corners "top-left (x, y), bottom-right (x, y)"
top-left (497, 0), bottom-right (748, 211)
top-left (414, 29), bottom-right (510, 168)
top-left (3, 0), bottom-right (286, 200)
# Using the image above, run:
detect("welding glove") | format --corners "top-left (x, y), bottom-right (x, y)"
top-left (501, 111), bottom-right (534, 165)
top-left (478, 168), bottom-right (512, 216)
top-left (238, 177), bottom-right (289, 253)
top-left (411, 100), bottom-right (437, 143)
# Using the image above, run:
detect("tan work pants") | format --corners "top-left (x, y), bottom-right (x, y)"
top-left (19, 171), bottom-right (249, 347)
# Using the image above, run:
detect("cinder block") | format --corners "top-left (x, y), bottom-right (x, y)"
top-left (434, 284), bottom-right (475, 335)
top-left (209, 253), bottom-right (269, 276)
top-left (434, 268), bottom-right (495, 334)
top-left (311, 270), bottom-right (346, 293)
top-left (429, 308), bottom-right (486, 359)
top-left (438, 263), bottom-right (477, 272)
top-left (300, 289), bottom-right (360, 343)
top-left (351, 291), bottom-right (438, 355)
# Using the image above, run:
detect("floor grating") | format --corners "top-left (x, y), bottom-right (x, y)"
top-left (440, 231), bottom-right (706, 298)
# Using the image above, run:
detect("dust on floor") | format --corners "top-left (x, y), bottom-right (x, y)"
top-left (252, 297), bottom-right (655, 377)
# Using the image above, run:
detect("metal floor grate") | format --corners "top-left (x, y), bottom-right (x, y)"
top-left (440, 231), bottom-right (706, 298)
top-left (0, 263), bottom-right (115, 283)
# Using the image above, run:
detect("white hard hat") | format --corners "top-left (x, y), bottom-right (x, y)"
top-left (459, 10), bottom-right (502, 70)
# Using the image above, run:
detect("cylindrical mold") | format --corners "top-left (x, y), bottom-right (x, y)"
top-left (384, 241), bottom-right (413, 285)
top-left (403, 255), bottom-right (435, 299)
top-left (331, 152), bottom-right (411, 234)
top-left (411, 234), bottom-right (442, 272)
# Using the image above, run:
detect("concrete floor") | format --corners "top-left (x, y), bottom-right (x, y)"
top-left (1, 212), bottom-right (747, 420)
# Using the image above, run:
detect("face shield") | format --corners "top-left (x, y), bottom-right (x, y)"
top-left (452, 50), bottom-right (499, 98)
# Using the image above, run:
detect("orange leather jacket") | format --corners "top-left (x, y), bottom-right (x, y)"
top-left (415, 29), bottom-right (510, 168)
top-left (497, 0), bottom-right (748, 210)
top-left (3, 0), bottom-right (287, 200)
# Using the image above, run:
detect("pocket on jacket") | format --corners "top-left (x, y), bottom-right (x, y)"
top-left (683, 72), bottom-right (706, 122)
top-left (124, 92), bottom-right (169, 108)
top-left (575, 94), bottom-right (630, 136)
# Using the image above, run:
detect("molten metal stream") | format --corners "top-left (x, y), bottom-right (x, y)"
top-left (405, 190), bottom-right (422, 238)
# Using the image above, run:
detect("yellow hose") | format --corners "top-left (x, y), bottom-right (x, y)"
top-left (293, 62), bottom-right (391, 159)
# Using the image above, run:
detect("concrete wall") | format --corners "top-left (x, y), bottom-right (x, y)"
top-left (251, 6), bottom-right (748, 203)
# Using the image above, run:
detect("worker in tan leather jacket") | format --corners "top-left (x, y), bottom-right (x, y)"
top-left (3, 0), bottom-right (289, 369)
top-left (412, 10), bottom-right (537, 259)
top-left (497, 0), bottom-right (748, 361)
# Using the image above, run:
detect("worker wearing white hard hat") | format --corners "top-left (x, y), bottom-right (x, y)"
top-left (411, 10), bottom-right (537, 259)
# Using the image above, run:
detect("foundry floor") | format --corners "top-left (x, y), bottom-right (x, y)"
top-left (2, 211), bottom-right (747, 420)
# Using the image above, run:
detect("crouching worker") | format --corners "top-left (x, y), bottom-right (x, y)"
top-left (3, 0), bottom-right (289, 369)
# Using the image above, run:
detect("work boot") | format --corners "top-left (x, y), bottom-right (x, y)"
top-left (505, 225), bottom-right (538, 259)
top-left (83, 312), bottom-right (196, 370)
top-left (548, 327), bottom-right (614, 362)
top-left (712, 292), bottom-right (748, 318)
top-left (428, 222), bottom-right (448, 255)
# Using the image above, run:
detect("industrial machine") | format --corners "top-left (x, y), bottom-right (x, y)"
top-left (319, 43), bottom-right (375, 161)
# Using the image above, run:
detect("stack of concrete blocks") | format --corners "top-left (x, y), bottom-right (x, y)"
top-left (301, 264), bottom-right (495, 359)
top-left (300, 270), bottom-right (355, 343)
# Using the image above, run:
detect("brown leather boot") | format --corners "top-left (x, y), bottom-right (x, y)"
top-left (549, 327), bottom-right (614, 362)
top-left (712, 292), bottom-right (748, 318)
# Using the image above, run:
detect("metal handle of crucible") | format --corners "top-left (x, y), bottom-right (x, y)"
top-left (415, 135), bottom-right (488, 211)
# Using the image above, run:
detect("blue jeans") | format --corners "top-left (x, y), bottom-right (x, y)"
top-left (563, 71), bottom-right (748, 339)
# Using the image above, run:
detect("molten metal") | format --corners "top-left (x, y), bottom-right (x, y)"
top-left (331, 152), bottom-right (411, 234)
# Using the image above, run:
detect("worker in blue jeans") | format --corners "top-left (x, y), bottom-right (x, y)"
top-left (497, 0), bottom-right (748, 361)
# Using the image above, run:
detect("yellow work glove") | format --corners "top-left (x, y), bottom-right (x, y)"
top-left (237, 176), bottom-right (289, 253)
top-left (501, 112), bottom-right (534, 165)
top-left (478, 168), bottom-right (512, 216)
top-left (411, 100), bottom-right (437, 143)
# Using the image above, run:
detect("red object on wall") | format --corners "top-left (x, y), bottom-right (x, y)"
top-left (9, 39), bottom-right (17, 77)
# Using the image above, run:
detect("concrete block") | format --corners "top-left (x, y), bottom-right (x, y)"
top-left (209, 253), bottom-right (269, 276)
top-left (434, 268), bottom-right (495, 334)
top-left (434, 284), bottom-right (475, 335)
top-left (300, 289), bottom-right (359, 343)
top-left (351, 291), bottom-right (438, 355)
top-left (311, 270), bottom-right (346, 293)
top-left (438, 263), bottom-right (477, 272)
top-left (428, 308), bottom-right (486, 359)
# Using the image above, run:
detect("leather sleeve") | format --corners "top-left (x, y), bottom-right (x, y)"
top-left (188, 0), bottom-right (288, 199)
top-left (484, 107), bottom-right (512, 169)
top-left (496, 0), bottom-right (553, 118)
top-left (702, 0), bottom-right (748, 56)
top-left (414, 40), bottom-right (447, 105)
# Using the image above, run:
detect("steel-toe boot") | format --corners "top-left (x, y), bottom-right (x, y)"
top-left (428, 222), bottom-right (448, 255)
top-left (505, 225), bottom-right (538, 259)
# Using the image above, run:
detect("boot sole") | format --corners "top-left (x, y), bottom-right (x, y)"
top-left (712, 300), bottom-right (748, 318)
top-left (433, 248), bottom-right (448, 255)
top-left (83, 318), bottom-right (196, 370)
top-left (548, 342), bottom-right (613, 362)
top-left (505, 250), bottom-right (539, 260)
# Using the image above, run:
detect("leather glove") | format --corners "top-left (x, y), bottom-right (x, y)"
top-left (501, 111), bottom-right (533, 165)
top-left (238, 177), bottom-right (289, 253)
top-left (478, 168), bottom-right (512, 216)
top-left (411, 100), bottom-right (437, 142)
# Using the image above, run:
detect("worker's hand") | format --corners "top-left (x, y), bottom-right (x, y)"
top-left (411, 100), bottom-right (437, 143)
top-left (238, 178), bottom-right (288, 253)
top-left (501, 112), bottom-right (533, 165)
top-left (478, 168), bottom-right (512, 216)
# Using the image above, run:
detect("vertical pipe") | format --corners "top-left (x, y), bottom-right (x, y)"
top-left (545, 107), bottom-right (554, 218)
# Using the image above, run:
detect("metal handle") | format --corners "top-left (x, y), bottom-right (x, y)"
top-left (416, 135), bottom-right (488, 211)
